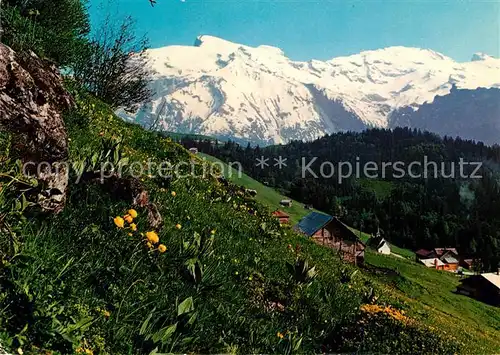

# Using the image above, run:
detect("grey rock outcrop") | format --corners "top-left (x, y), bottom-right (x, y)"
top-left (0, 43), bottom-right (73, 212)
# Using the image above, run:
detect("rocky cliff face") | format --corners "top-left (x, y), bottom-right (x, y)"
top-left (0, 43), bottom-right (73, 212)
top-left (389, 86), bottom-right (500, 145)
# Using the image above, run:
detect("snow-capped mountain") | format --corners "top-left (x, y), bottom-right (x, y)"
top-left (118, 35), bottom-right (500, 145)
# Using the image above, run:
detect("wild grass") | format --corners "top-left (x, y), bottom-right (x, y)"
top-left (199, 153), bottom-right (313, 224)
top-left (0, 91), bottom-right (496, 354)
top-left (365, 251), bottom-right (500, 352)
top-left (199, 154), bottom-right (499, 353)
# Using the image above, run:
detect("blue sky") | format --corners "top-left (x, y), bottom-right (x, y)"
top-left (88, 0), bottom-right (499, 62)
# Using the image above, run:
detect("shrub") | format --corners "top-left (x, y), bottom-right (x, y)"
top-left (1, 0), bottom-right (90, 66)
top-left (72, 15), bottom-right (154, 110)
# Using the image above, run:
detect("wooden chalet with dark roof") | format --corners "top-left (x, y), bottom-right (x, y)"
top-left (457, 271), bottom-right (500, 306)
top-left (460, 258), bottom-right (476, 270)
top-left (294, 212), bottom-right (365, 265)
top-left (416, 249), bottom-right (432, 259)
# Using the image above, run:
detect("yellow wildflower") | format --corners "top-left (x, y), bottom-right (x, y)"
top-left (124, 214), bottom-right (133, 224)
top-left (130, 223), bottom-right (137, 232)
top-left (146, 231), bottom-right (159, 244)
top-left (175, 224), bottom-right (182, 230)
top-left (277, 332), bottom-right (284, 339)
top-left (146, 242), bottom-right (153, 249)
top-left (128, 209), bottom-right (138, 218)
top-left (113, 216), bottom-right (125, 228)
top-left (103, 310), bottom-right (111, 318)
top-left (360, 304), bottom-right (409, 323)
top-left (158, 244), bottom-right (167, 253)
top-left (171, 191), bottom-right (177, 197)
top-left (211, 229), bottom-right (216, 235)
top-left (128, 233), bottom-right (133, 237)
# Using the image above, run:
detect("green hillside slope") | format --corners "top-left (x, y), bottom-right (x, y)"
top-left (0, 93), bottom-right (498, 354)
top-left (200, 153), bottom-right (500, 352)
top-left (200, 153), bottom-right (415, 260)
top-left (199, 153), bottom-right (314, 224)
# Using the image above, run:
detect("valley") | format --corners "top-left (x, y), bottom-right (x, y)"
top-left (1, 1), bottom-right (499, 353)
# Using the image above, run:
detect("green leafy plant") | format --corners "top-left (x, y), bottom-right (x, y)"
top-left (0, 159), bottom-right (37, 256)
top-left (71, 136), bottom-right (130, 181)
top-left (139, 296), bottom-right (197, 350)
top-left (277, 328), bottom-right (303, 355)
top-left (286, 257), bottom-right (317, 286)
top-left (182, 231), bottom-right (215, 285)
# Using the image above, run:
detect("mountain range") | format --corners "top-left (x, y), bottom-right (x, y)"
top-left (117, 35), bottom-right (500, 145)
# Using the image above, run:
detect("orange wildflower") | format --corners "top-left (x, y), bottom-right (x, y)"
top-left (113, 216), bottom-right (124, 228)
top-left (146, 231), bottom-right (159, 244)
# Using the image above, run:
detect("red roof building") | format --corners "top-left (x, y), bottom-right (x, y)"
top-left (272, 210), bottom-right (290, 225)
top-left (416, 249), bottom-right (432, 259)
top-left (434, 248), bottom-right (458, 257)
top-left (416, 248), bottom-right (460, 271)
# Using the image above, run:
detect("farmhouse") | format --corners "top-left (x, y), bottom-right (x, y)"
top-left (441, 254), bottom-right (459, 271)
top-left (419, 258), bottom-right (446, 270)
top-left (294, 212), bottom-right (365, 265)
top-left (457, 271), bottom-right (500, 306)
top-left (367, 235), bottom-right (391, 255)
top-left (433, 248), bottom-right (458, 257)
top-left (272, 210), bottom-right (290, 225)
top-left (416, 247), bottom-right (460, 271)
top-left (460, 258), bottom-right (476, 270)
top-left (416, 249), bottom-right (432, 259)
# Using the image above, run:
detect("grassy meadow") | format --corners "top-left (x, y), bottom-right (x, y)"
top-left (198, 153), bottom-right (314, 224)
top-left (0, 91), bottom-right (497, 354)
top-left (200, 153), bottom-right (500, 352)
top-left (365, 251), bottom-right (500, 350)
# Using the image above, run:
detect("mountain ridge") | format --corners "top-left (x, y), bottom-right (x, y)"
top-left (118, 35), bottom-right (500, 145)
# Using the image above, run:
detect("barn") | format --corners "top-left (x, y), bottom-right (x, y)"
top-left (416, 247), bottom-right (460, 271)
top-left (294, 212), bottom-right (365, 265)
top-left (457, 272), bottom-right (500, 306)
top-left (272, 210), bottom-right (290, 225)
top-left (419, 258), bottom-right (446, 270)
